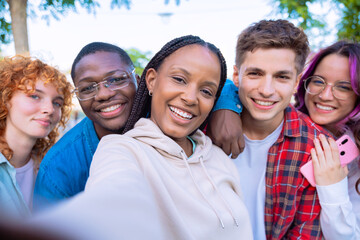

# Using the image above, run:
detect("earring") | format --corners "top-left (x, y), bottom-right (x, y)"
top-left (149, 91), bottom-right (153, 96)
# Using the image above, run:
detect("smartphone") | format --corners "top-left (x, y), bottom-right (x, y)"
top-left (300, 134), bottom-right (359, 187)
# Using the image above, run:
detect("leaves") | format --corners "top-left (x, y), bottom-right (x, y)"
top-left (273, 0), bottom-right (360, 42)
top-left (126, 48), bottom-right (151, 76)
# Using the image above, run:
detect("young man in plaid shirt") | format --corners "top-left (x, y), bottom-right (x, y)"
top-left (208, 19), bottom-right (330, 239)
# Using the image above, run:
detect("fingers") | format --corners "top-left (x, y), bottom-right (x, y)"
top-left (328, 137), bottom-right (340, 165)
top-left (313, 136), bottom-right (326, 167)
top-left (319, 134), bottom-right (334, 165)
top-left (311, 134), bottom-right (348, 186)
top-left (230, 141), bottom-right (241, 159)
top-left (238, 133), bottom-right (245, 154)
top-left (222, 143), bottom-right (231, 156)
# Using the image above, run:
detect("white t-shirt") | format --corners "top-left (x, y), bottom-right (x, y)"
top-left (233, 122), bottom-right (283, 240)
top-left (16, 158), bottom-right (36, 210)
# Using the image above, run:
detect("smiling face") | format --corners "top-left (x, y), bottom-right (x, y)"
top-left (304, 54), bottom-right (357, 133)
top-left (146, 44), bottom-right (221, 145)
top-left (73, 51), bottom-right (137, 138)
top-left (234, 48), bottom-right (299, 136)
top-left (6, 80), bottom-right (64, 143)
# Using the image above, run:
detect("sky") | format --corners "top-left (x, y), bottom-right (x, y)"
top-left (2, 0), bottom-right (337, 78)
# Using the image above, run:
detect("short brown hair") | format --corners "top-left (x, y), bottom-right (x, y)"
top-left (235, 19), bottom-right (310, 74)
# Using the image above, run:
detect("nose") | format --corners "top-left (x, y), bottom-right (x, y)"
top-left (94, 82), bottom-right (117, 101)
top-left (181, 85), bottom-right (198, 105)
top-left (258, 75), bottom-right (275, 97)
top-left (318, 84), bottom-right (334, 100)
top-left (42, 100), bottom-right (54, 115)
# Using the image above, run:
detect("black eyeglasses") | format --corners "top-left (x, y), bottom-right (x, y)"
top-left (73, 69), bottom-right (135, 101)
top-left (304, 76), bottom-right (354, 100)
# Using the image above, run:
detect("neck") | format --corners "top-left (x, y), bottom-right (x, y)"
top-left (5, 127), bottom-right (35, 168)
top-left (241, 110), bottom-right (284, 140)
top-left (175, 137), bottom-right (193, 157)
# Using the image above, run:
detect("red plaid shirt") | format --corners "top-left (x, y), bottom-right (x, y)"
top-left (265, 105), bottom-right (330, 240)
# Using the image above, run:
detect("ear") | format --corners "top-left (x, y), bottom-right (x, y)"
top-left (294, 73), bottom-right (302, 93)
top-left (135, 74), bottom-right (141, 85)
top-left (233, 65), bottom-right (240, 88)
top-left (145, 68), bottom-right (157, 93)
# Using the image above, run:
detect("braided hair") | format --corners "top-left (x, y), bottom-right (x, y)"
top-left (123, 35), bottom-right (227, 133)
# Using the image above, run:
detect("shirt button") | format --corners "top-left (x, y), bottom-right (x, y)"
top-left (236, 104), bottom-right (241, 109)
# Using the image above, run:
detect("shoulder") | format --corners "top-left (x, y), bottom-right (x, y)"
top-left (98, 134), bottom-right (138, 148)
top-left (39, 117), bottom-right (96, 171)
top-left (296, 109), bottom-right (331, 137)
top-left (284, 105), bottom-right (331, 139)
top-left (94, 134), bottom-right (146, 161)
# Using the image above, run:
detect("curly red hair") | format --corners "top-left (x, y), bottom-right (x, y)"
top-left (0, 55), bottom-right (73, 164)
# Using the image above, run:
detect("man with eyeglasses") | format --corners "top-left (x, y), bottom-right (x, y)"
top-left (34, 42), bottom-right (140, 209)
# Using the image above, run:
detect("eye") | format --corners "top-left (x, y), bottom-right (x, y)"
top-left (53, 100), bottom-right (64, 108)
top-left (172, 76), bottom-right (186, 84)
top-left (108, 73), bottom-right (129, 84)
top-left (201, 88), bottom-right (214, 97)
top-left (335, 83), bottom-right (353, 92)
top-left (29, 94), bottom-right (40, 100)
top-left (310, 78), bottom-right (325, 86)
top-left (78, 83), bottom-right (97, 93)
top-left (246, 71), bottom-right (262, 79)
top-left (277, 75), bottom-right (290, 80)
top-left (248, 72), bottom-right (260, 76)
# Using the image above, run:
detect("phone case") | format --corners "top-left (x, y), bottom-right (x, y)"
top-left (300, 134), bottom-right (359, 187)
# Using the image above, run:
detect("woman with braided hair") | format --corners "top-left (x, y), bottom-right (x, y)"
top-left (83, 35), bottom-right (252, 239)
top-left (0, 55), bottom-right (72, 217)
top-left (31, 35), bottom-right (252, 240)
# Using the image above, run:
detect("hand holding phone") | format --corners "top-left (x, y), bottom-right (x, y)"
top-left (300, 134), bottom-right (359, 187)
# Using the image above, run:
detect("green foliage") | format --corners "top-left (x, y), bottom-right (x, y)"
top-left (0, 0), bottom-right (183, 45)
top-left (336, 0), bottom-right (360, 41)
top-left (272, 0), bottom-right (360, 42)
top-left (0, 0), bottom-right (11, 44)
top-left (126, 48), bottom-right (151, 76)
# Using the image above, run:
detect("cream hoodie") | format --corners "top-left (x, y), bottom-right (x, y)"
top-left (86, 118), bottom-right (253, 240)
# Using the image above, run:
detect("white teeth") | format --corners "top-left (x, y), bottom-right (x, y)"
top-left (316, 104), bottom-right (334, 111)
top-left (170, 106), bottom-right (193, 119)
top-left (100, 104), bottom-right (121, 113)
top-left (254, 100), bottom-right (274, 106)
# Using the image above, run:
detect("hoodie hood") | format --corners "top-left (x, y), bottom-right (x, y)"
top-left (125, 118), bottom-right (212, 163)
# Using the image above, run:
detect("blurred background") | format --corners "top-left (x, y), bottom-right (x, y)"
top-left (1, 0), bottom-right (358, 133)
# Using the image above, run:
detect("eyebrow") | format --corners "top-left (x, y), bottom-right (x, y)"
top-left (244, 67), bottom-right (293, 76)
top-left (175, 67), bottom-right (219, 88)
top-left (313, 75), bottom-right (351, 83)
top-left (35, 88), bottom-right (64, 101)
top-left (78, 69), bottom-right (128, 83)
top-left (244, 67), bottom-right (264, 73)
top-left (275, 70), bottom-right (294, 76)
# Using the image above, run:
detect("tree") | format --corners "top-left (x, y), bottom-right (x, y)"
top-left (272, 0), bottom-right (360, 43)
top-left (1, 0), bottom-right (181, 55)
top-left (126, 48), bottom-right (151, 76)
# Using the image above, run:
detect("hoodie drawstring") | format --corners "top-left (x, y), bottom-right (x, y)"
top-left (180, 150), bottom-right (225, 229)
top-left (199, 156), bottom-right (239, 227)
top-left (180, 150), bottom-right (239, 229)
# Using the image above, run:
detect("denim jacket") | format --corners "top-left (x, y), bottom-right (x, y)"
top-left (213, 79), bottom-right (242, 114)
top-left (34, 117), bottom-right (99, 211)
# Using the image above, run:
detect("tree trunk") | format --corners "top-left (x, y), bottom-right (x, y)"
top-left (7, 0), bottom-right (29, 56)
